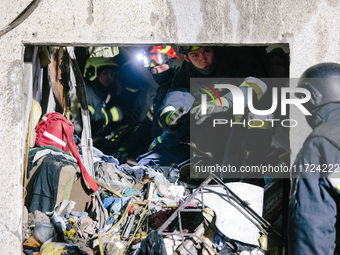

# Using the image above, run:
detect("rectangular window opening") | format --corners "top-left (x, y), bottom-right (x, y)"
top-left (22, 44), bottom-right (290, 254)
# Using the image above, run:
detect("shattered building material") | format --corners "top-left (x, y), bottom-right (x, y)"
top-left (22, 45), bottom-right (288, 255)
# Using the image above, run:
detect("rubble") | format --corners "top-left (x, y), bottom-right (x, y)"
top-left (23, 149), bottom-right (284, 255)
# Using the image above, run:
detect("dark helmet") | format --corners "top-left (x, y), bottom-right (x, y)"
top-left (297, 62), bottom-right (340, 110)
top-left (177, 46), bottom-right (202, 55)
top-left (83, 57), bottom-right (118, 81)
top-left (143, 45), bottom-right (179, 68)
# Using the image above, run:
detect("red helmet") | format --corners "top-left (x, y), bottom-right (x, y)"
top-left (143, 45), bottom-right (179, 68)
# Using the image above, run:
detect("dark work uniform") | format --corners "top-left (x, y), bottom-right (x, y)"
top-left (288, 103), bottom-right (340, 255)
top-left (138, 46), bottom-right (268, 167)
top-left (120, 68), bottom-right (176, 159)
top-left (85, 79), bottom-right (124, 138)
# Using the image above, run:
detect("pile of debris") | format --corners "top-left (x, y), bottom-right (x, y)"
top-left (23, 145), bottom-right (283, 255)
top-left (22, 113), bottom-right (284, 255)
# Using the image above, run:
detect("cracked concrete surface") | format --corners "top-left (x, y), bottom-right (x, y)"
top-left (86, 0), bottom-right (94, 25)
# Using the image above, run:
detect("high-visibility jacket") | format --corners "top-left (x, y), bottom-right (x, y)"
top-left (85, 80), bottom-right (123, 137)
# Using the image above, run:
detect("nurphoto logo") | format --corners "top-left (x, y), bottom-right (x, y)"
top-left (199, 83), bottom-right (311, 128)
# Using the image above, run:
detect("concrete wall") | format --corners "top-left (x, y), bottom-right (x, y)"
top-left (1, 0), bottom-right (340, 253)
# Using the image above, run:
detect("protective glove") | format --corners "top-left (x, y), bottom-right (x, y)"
top-left (190, 97), bottom-right (230, 125)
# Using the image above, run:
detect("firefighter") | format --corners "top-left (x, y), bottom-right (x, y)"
top-left (288, 62), bottom-right (340, 254)
top-left (82, 57), bottom-right (125, 153)
top-left (138, 46), bottom-right (269, 167)
top-left (145, 45), bottom-right (180, 139)
top-left (117, 45), bottom-right (179, 162)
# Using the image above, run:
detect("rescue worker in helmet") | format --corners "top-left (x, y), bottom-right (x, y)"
top-left (288, 62), bottom-right (340, 254)
top-left (139, 46), bottom-right (269, 167)
top-left (82, 57), bottom-right (126, 153)
top-left (118, 45), bottom-right (179, 162)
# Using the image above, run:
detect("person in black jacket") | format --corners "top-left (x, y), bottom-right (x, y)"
top-left (82, 57), bottom-right (127, 153)
top-left (288, 63), bottom-right (340, 254)
top-left (117, 46), bottom-right (180, 162)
